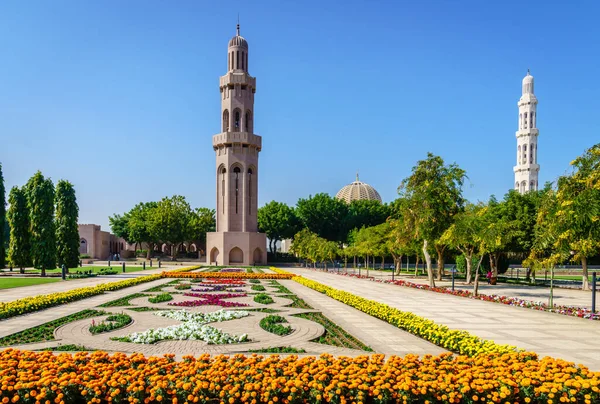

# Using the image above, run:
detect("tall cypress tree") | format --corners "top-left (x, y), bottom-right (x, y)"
top-left (0, 163), bottom-right (6, 268)
top-left (27, 171), bottom-right (56, 276)
top-left (8, 186), bottom-right (31, 272)
top-left (55, 180), bottom-right (80, 269)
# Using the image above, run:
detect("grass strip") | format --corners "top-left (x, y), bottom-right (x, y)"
top-left (89, 313), bottom-right (132, 335)
top-left (127, 307), bottom-right (165, 312)
top-left (0, 309), bottom-right (106, 346)
top-left (251, 285), bottom-right (266, 291)
top-left (143, 280), bottom-right (179, 292)
top-left (148, 293), bottom-right (173, 303)
top-left (40, 344), bottom-right (95, 352)
top-left (244, 308), bottom-right (281, 313)
top-left (248, 346), bottom-right (306, 353)
top-left (249, 279), bottom-right (261, 284)
top-left (254, 293), bottom-right (274, 305)
top-left (259, 315), bottom-right (293, 336)
top-left (99, 293), bottom-right (147, 307)
top-left (294, 312), bottom-right (372, 352)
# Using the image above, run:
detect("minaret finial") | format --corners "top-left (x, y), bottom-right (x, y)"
top-left (237, 14), bottom-right (240, 36)
top-left (356, 171), bottom-right (359, 182)
top-left (527, 68), bottom-right (530, 75)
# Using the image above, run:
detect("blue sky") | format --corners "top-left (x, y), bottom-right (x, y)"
top-left (1, 0), bottom-right (599, 231)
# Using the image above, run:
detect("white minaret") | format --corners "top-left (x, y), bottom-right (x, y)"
top-left (513, 70), bottom-right (540, 193)
top-left (205, 23), bottom-right (267, 266)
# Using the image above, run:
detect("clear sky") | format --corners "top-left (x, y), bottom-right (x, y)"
top-left (1, 0), bottom-right (599, 231)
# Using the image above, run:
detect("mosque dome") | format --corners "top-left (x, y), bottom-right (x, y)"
top-left (335, 174), bottom-right (382, 204)
top-left (229, 24), bottom-right (248, 49)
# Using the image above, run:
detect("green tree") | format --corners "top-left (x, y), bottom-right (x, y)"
top-left (346, 199), bottom-right (390, 232)
top-left (296, 193), bottom-right (349, 243)
top-left (398, 153), bottom-right (466, 286)
top-left (0, 163), bottom-right (5, 268)
top-left (188, 207), bottom-right (216, 256)
top-left (290, 228), bottom-right (320, 266)
top-left (440, 203), bottom-right (486, 284)
top-left (553, 144), bottom-right (600, 290)
top-left (109, 212), bottom-right (132, 244)
top-left (7, 186), bottom-right (30, 272)
top-left (26, 172), bottom-right (56, 276)
top-left (55, 180), bottom-right (80, 269)
top-left (258, 201), bottom-right (301, 253)
top-left (149, 195), bottom-right (192, 259)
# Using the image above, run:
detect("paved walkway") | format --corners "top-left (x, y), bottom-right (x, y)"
top-left (325, 267), bottom-right (598, 308)
top-left (285, 267), bottom-right (600, 371)
top-left (0, 266), bottom-right (176, 302)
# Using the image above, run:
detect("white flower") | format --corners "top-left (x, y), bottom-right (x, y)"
top-left (117, 309), bottom-right (250, 344)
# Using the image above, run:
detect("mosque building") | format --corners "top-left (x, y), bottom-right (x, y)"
top-left (335, 174), bottom-right (382, 204)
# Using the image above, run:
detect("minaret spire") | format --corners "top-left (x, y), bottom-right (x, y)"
top-left (513, 70), bottom-right (540, 194)
top-left (356, 171), bottom-right (359, 182)
top-left (236, 14), bottom-right (240, 36)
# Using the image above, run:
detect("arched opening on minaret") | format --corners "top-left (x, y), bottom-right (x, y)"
top-left (523, 144), bottom-right (527, 164)
top-left (220, 167), bottom-right (227, 215)
top-left (245, 110), bottom-right (252, 133)
top-left (233, 167), bottom-right (241, 214)
top-left (530, 143), bottom-right (534, 163)
top-left (247, 168), bottom-right (253, 215)
top-left (517, 145), bottom-right (521, 164)
top-left (229, 247), bottom-right (243, 264)
top-left (515, 182), bottom-right (519, 190)
top-left (223, 110), bottom-right (229, 132)
top-left (524, 112), bottom-right (528, 128)
top-left (530, 112), bottom-right (535, 128)
top-left (233, 109), bottom-right (241, 131)
top-left (210, 247), bottom-right (220, 265)
top-left (519, 113), bottom-right (523, 129)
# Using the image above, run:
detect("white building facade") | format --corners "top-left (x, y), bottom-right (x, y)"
top-left (513, 70), bottom-right (540, 193)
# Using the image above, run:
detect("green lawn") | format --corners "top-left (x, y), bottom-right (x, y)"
top-left (0, 277), bottom-right (62, 290)
top-left (3, 266), bottom-right (150, 275)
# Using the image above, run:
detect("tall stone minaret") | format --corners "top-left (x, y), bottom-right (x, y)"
top-left (513, 70), bottom-right (540, 194)
top-left (206, 24), bottom-right (267, 266)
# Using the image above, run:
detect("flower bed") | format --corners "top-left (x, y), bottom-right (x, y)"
top-left (200, 279), bottom-right (246, 285)
top-left (220, 268), bottom-right (244, 273)
top-left (1, 350), bottom-right (598, 404)
top-left (169, 293), bottom-right (249, 308)
top-left (112, 309), bottom-right (249, 344)
top-left (162, 272), bottom-right (294, 280)
top-left (183, 292), bottom-right (247, 299)
top-left (0, 266), bottom-right (202, 320)
top-left (148, 293), bottom-right (173, 304)
top-left (89, 314), bottom-right (132, 335)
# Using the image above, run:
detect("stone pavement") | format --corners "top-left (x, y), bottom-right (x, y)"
top-left (331, 267), bottom-right (598, 309)
top-left (284, 267), bottom-right (600, 371)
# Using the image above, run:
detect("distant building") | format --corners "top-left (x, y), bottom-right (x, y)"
top-left (78, 224), bottom-right (127, 260)
top-left (335, 174), bottom-right (382, 203)
top-left (514, 70), bottom-right (540, 193)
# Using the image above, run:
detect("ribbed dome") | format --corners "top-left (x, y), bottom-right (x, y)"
top-left (229, 32), bottom-right (248, 49)
top-left (335, 175), bottom-right (382, 204)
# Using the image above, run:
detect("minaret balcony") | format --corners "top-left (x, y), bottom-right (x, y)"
top-left (515, 128), bottom-right (539, 138)
top-left (213, 132), bottom-right (262, 149)
top-left (220, 72), bottom-right (256, 88)
top-left (513, 163), bottom-right (540, 173)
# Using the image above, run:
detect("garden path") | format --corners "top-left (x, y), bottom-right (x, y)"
top-left (338, 267), bottom-right (599, 308)
top-left (282, 267), bottom-right (600, 371)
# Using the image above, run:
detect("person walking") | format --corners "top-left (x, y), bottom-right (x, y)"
top-left (486, 270), bottom-right (492, 284)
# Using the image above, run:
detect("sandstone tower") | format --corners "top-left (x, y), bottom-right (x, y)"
top-left (206, 24), bottom-right (267, 266)
top-left (514, 70), bottom-right (540, 193)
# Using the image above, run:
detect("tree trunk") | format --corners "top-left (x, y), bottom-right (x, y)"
top-left (423, 239), bottom-right (435, 287)
top-left (20, 267), bottom-right (24, 274)
top-left (473, 254), bottom-right (485, 296)
top-left (171, 244), bottom-right (178, 260)
top-left (395, 255), bottom-right (403, 275)
top-left (414, 256), bottom-right (419, 277)
top-left (582, 256), bottom-right (590, 291)
top-left (381, 256), bottom-right (385, 271)
top-left (146, 243), bottom-right (153, 259)
top-left (465, 253), bottom-right (473, 284)
top-left (436, 246), bottom-right (445, 281)
top-left (41, 266), bottom-right (46, 277)
top-left (490, 253), bottom-right (499, 277)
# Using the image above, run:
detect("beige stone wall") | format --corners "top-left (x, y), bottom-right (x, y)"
top-left (78, 224), bottom-right (127, 260)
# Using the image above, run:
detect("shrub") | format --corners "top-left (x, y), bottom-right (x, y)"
top-left (259, 315), bottom-right (292, 336)
top-left (148, 293), bottom-right (173, 304)
top-left (253, 293), bottom-right (274, 305)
